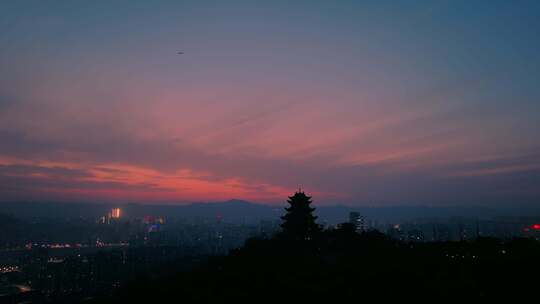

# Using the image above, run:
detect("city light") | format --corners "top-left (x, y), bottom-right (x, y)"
top-left (111, 208), bottom-right (121, 219)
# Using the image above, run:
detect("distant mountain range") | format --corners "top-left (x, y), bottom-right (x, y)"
top-left (1, 200), bottom-right (539, 225)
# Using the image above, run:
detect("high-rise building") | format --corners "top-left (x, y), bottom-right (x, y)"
top-left (111, 208), bottom-right (121, 219)
top-left (349, 212), bottom-right (365, 233)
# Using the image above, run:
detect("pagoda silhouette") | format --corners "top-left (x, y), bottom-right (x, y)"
top-left (280, 189), bottom-right (321, 240)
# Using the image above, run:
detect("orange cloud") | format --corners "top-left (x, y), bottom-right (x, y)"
top-left (0, 156), bottom-right (299, 203)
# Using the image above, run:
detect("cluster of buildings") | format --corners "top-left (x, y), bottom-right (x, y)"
top-left (98, 207), bottom-right (122, 225)
top-left (347, 212), bottom-right (540, 241)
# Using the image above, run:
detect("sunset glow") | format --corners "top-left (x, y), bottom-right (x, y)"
top-left (1, 1), bottom-right (539, 205)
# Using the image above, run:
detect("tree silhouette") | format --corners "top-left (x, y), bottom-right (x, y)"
top-left (280, 190), bottom-right (321, 240)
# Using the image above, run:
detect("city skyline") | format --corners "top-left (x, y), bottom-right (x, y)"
top-left (1, 1), bottom-right (540, 206)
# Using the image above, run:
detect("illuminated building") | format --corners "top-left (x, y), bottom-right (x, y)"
top-left (111, 208), bottom-right (121, 219)
top-left (143, 215), bottom-right (154, 224)
top-left (349, 212), bottom-right (365, 233)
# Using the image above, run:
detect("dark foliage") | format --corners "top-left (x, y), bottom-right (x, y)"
top-left (90, 227), bottom-right (540, 303)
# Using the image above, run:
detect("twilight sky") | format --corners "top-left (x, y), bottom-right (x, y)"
top-left (1, 0), bottom-right (539, 206)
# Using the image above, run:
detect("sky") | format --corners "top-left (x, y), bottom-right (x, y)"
top-left (1, 0), bottom-right (539, 206)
